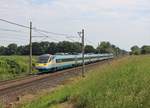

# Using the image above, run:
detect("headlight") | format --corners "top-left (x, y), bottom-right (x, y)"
top-left (44, 64), bottom-right (47, 66)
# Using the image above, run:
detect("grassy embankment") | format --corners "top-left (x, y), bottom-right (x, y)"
top-left (15, 55), bottom-right (150, 108)
top-left (0, 56), bottom-right (37, 81)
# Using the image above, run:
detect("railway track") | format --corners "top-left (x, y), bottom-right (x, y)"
top-left (0, 59), bottom-right (112, 106)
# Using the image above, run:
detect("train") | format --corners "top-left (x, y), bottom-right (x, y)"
top-left (35, 53), bottom-right (114, 72)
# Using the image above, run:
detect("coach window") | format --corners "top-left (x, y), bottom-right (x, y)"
top-left (56, 59), bottom-right (62, 63)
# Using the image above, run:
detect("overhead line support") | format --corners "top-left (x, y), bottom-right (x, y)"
top-left (81, 29), bottom-right (85, 77)
top-left (78, 29), bottom-right (85, 78)
top-left (29, 22), bottom-right (32, 74)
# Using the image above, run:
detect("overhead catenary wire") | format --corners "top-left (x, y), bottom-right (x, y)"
top-left (85, 38), bottom-right (98, 47)
top-left (0, 31), bottom-right (29, 36)
top-left (66, 36), bottom-right (80, 42)
top-left (33, 28), bottom-right (72, 37)
top-left (0, 35), bottom-right (29, 40)
top-left (66, 38), bottom-right (77, 42)
top-left (0, 19), bottom-right (29, 29)
top-left (0, 19), bottom-right (89, 45)
top-left (0, 28), bottom-right (26, 33)
top-left (0, 18), bottom-right (96, 48)
top-left (0, 18), bottom-right (80, 45)
top-left (0, 32), bottom-right (30, 41)
top-left (33, 30), bottom-right (61, 42)
top-left (0, 18), bottom-right (75, 37)
top-left (35, 30), bottom-right (80, 43)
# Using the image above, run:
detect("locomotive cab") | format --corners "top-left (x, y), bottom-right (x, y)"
top-left (35, 54), bottom-right (54, 71)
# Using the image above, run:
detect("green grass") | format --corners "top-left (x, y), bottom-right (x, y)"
top-left (0, 56), bottom-right (37, 81)
top-left (15, 56), bottom-right (150, 108)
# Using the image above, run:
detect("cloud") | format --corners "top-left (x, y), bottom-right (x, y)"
top-left (0, 0), bottom-right (150, 50)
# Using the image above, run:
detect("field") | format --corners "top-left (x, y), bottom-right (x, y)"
top-left (0, 56), bottom-right (37, 81)
top-left (16, 55), bottom-right (150, 108)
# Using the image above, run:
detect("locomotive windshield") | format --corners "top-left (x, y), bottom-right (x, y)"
top-left (38, 55), bottom-right (51, 63)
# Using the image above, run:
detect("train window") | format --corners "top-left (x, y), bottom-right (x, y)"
top-left (56, 58), bottom-right (75, 63)
top-left (90, 56), bottom-right (97, 59)
top-left (77, 57), bottom-right (90, 60)
top-left (38, 56), bottom-right (49, 63)
top-left (56, 56), bottom-right (101, 63)
top-left (56, 59), bottom-right (62, 63)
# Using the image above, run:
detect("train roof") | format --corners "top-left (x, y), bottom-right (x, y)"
top-left (53, 53), bottom-right (113, 59)
top-left (38, 53), bottom-right (113, 59)
top-left (39, 54), bottom-right (52, 57)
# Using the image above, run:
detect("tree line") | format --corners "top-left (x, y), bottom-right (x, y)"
top-left (0, 41), bottom-right (127, 56)
top-left (130, 45), bottom-right (150, 55)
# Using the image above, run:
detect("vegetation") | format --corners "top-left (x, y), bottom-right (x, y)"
top-left (0, 56), bottom-right (36, 81)
top-left (17, 56), bottom-right (150, 108)
top-left (0, 41), bottom-right (126, 56)
top-left (130, 45), bottom-right (150, 55)
top-left (97, 41), bottom-right (127, 56)
top-left (131, 45), bottom-right (141, 55)
top-left (141, 46), bottom-right (150, 54)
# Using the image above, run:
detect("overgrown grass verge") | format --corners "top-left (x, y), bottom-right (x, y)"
top-left (0, 56), bottom-right (37, 81)
top-left (16, 56), bottom-right (150, 108)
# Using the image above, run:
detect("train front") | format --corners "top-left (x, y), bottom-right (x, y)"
top-left (35, 54), bottom-right (53, 72)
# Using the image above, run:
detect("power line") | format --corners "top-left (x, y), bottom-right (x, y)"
top-left (66, 35), bottom-right (80, 42)
top-left (0, 18), bottom-right (75, 37)
top-left (85, 38), bottom-right (97, 46)
top-left (33, 28), bottom-right (72, 37)
top-left (0, 32), bottom-right (29, 39)
top-left (0, 19), bottom-right (29, 28)
top-left (33, 30), bottom-right (61, 42)
top-left (40, 37), bottom-right (49, 42)
top-left (0, 36), bottom-right (28, 40)
top-left (33, 30), bottom-right (79, 43)
top-left (0, 28), bottom-right (26, 33)
top-left (0, 19), bottom-right (97, 47)
top-left (0, 37), bottom-right (28, 41)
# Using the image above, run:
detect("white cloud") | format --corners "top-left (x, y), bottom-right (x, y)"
top-left (0, 0), bottom-right (150, 50)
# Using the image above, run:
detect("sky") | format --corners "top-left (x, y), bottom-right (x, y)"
top-left (0, 0), bottom-right (150, 50)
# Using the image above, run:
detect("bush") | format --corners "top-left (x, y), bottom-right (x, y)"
top-left (0, 56), bottom-right (37, 80)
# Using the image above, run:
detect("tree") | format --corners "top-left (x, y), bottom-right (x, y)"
top-left (85, 45), bottom-right (96, 53)
top-left (46, 42), bottom-right (58, 54)
top-left (0, 41), bottom-right (127, 56)
top-left (97, 41), bottom-right (113, 53)
top-left (19, 45), bottom-right (29, 55)
top-left (40, 41), bottom-right (50, 53)
top-left (32, 42), bottom-right (45, 55)
top-left (97, 41), bottom-right (115, 53)
top-left (70, 42), bottom-right (82, 53)
top-left (0, 46), bottom-right (6, 55)
top-left (57, 41), bottom-right (81, 54)
top-left (6, 43), bottom-right (18, 55)
top-left (130, 45), bottom-right (141, 55)
top-left (141, 45), bottom-right (150, 54)
top-left (96, 41), bottom-right (127, 56)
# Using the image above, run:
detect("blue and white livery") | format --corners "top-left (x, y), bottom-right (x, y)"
top-left (35, 53), bottom-right (113, 72)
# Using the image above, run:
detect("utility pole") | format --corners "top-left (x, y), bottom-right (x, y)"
top-left (78, 29), bottom-right (85, 77)
top-left (81, 29), bottom-right (85, 77)
top-left (29, 22), bottom-right (32, 74)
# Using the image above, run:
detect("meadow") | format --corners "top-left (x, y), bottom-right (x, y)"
top-left (17, 55), bottom-right (150, 108)
top-left (0, 56), bottom-right (37, 81)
